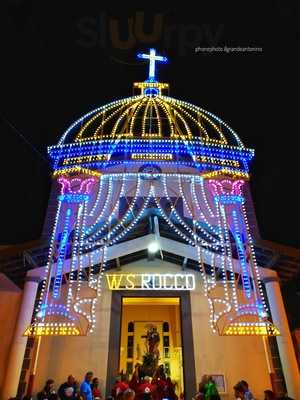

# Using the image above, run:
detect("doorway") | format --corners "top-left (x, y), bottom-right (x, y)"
top-left (119, 297), bottom-right (184, 395)
top-left (106, 291), bottom-right (196, 400)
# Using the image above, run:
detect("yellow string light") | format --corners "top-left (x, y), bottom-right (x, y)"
top-left (53, 167), bottom-right (101, 178)
top-left (131, 153), bottom-right (173, 160)
top-left (193, 156), bottom-right (240, 167)
top-left (63, 154), bottom-right (109, 165)
top-left (222, 322), bottom-right (280, 336)
top-left (24, 322), bottom-right (82, 336)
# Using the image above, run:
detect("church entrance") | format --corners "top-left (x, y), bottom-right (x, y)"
top-left (119, 297), bottom-right (184, 396)
top-left (106, 291), bottom-right (196, 400)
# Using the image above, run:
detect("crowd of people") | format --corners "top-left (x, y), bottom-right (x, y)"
top-left (18, 372), bottom-right (294, 400)
top-left (33, 367), bottom-right (179, 400)
top-left (193, 376), bottom-right (295, 400)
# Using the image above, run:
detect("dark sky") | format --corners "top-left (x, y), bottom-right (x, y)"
top-left (0, 1), bottom-right (299, 247)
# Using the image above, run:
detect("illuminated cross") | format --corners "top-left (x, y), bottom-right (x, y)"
top-left (137, 48), bottom-right (168, 82)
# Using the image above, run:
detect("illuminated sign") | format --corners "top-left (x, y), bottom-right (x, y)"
top-left (106, 273), bottom-right (195, 291)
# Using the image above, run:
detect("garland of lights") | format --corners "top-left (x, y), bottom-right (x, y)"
top-left (27, 173), bottom-right (276, 337)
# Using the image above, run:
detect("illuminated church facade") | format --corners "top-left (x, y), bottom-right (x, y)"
top-left (1, 50), bottom-right (300, 400)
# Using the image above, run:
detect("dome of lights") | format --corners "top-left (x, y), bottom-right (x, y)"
top-left (58, 93), bottom-right (243, 147)
top-left (49, 49), bottom-right (254, 180)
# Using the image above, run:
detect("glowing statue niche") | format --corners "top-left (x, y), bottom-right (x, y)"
top-left (141, 325), bottom-right (160, 377)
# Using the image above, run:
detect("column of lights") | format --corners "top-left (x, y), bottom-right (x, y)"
top-left (211, 180), bottom-right (242, 320)
top-left (241, 202), bottom-right (268, 315)
top-left (232, 209), bottom-right (252, 299)
top-left (232, 187), bottom-right (266, 313)
top-left (208, 179), bottom-right (276, 334)
top-left (202, 186), bottom-right (232, 331)
top-left (34, 201), bottom-right (62, 319)
top-left (179, 176), bottom-right (221, 242)
top-left (75, 198), bottom-right (89, 301)
top-left (219, 205), bottom-right (239, 311)
top-left (52, 207), bottom-right (72, 299)
top-left (67, 203), bottom-right (83, 310)
top-left (41, 176), bottom-right (97, 335)
top-left (215, 203), bottom-right (230, 304)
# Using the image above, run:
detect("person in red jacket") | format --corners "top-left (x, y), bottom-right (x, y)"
top-left (112, 376), bottom-right (129, 400)
top-left (152, 366), bottom-right (167, 400)
top-left (129, 364), bottom-right (142, 393)
top-left (137, 377), bottom-right (156, 400)
top-left (91, 378), bottom-right (102, 400)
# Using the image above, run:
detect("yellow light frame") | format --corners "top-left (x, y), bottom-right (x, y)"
top-left (222, 322), bottom-right (280, 336)
top-left (24, 322), bottom-right (83, 337)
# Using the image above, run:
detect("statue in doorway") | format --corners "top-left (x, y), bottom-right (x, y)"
top-left (141, 324), bottom-right (160, 377)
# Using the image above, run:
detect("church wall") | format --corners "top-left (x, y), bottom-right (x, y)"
top-left (191, 285), bottom-right (271, 399)
top-left (33, 260), bottom-right (271, 399)
top-left (0, 275), bottom-right (22, 396)
top-left (32, 285), bottom-right (112, 396)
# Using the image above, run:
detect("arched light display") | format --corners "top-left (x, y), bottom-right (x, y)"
top-left (24, 50), bottom-right (279, 337)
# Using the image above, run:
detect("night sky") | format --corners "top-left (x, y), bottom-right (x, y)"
top-left (1, 1), bottom-right (299, 248)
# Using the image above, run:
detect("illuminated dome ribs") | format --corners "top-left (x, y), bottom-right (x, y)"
top-left (58, 94), bottom-right (244, 145)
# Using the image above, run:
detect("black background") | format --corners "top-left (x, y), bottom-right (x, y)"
top-left (0, 1), bottom-right (299, 248)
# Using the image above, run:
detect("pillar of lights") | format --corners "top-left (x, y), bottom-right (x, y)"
top-left (25, 49), bottom-right (279, 337)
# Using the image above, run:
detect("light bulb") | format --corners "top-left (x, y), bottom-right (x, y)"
top-left (148, 241), bottom-right (160, 254)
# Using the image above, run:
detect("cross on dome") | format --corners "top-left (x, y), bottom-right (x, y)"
top-left (137, 48), bottom-right (168, 82)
